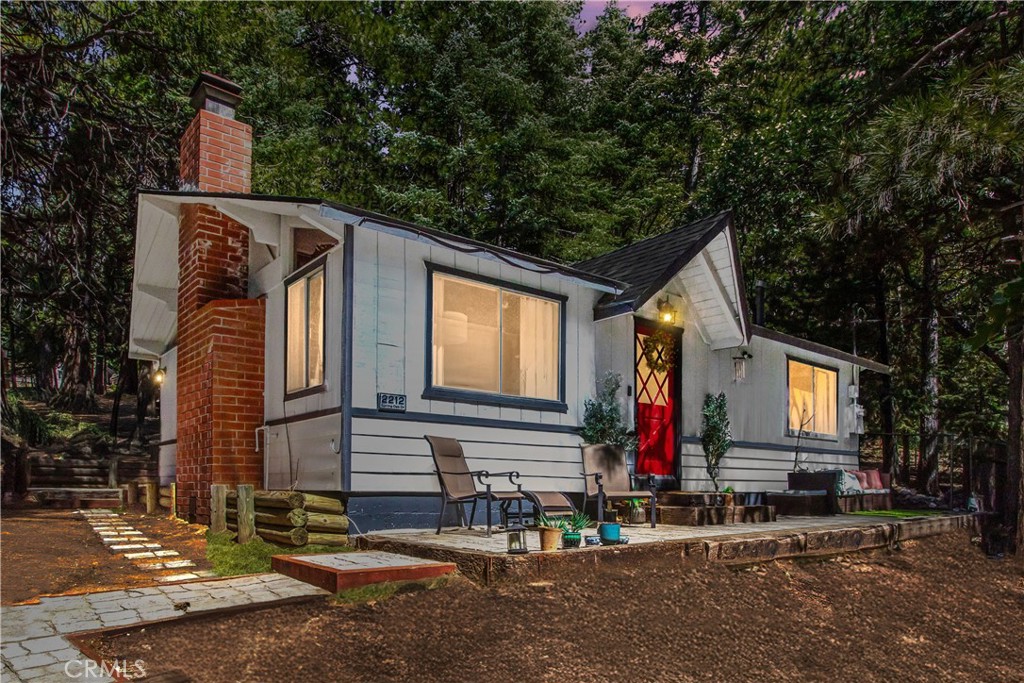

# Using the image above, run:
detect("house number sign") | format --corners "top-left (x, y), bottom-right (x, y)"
top-left (377, 393), bottom-right (407, 413)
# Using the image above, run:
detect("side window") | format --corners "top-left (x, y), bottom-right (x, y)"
top-left (286, 266), bottom-right (325, 394)
top-left (787, 359), bottom-right (837, 437)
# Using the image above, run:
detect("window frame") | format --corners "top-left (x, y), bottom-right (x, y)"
top-left (423, 262), bottom-right (568, 413)
top-left (284, 255), bottom-right (328, 400)
top-left (785, 356), bottom-right (839, 440)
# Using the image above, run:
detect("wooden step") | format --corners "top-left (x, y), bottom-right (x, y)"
top-left (78, 497), bottom-right (122, 509)
top-left (272, 552), bottom-right (456, 593)
top-left (658, 505), bottom-right (777, 526)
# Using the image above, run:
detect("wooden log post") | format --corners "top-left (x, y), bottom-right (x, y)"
top-left (301, 493), bottom-right (344, 514)
top-left (210, 484), bottom-right (228, 534)
top-left (124, 481), bottom-right (138, 506)
top-left (255, 526), bottom-right (308, 546)
top-left (236, 484), bottom-right (256, 544)
top-left (144, 482), bottom-right (158, 514)
top-left (226, 507), bottom-right (308, 528)
top-left (305, 512), bottom-right (350, 533)
top-left (305, 532), bottom-right (349, 547)
top-left (228, 490), bottom-right (303, 509)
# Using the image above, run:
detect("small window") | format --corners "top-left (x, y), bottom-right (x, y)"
top-left (431, 272), bottom-right (560, 401)
top-left (788, 359), bottom-right (837, 437)
top-left (286, 266), bottom-right (325, 394)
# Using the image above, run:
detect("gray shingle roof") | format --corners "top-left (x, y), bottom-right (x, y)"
top-left (575, 210), bottom-right (732, 316)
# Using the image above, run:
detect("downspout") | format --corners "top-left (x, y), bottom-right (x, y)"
top-left (340, 223), bottom-right (355, 492)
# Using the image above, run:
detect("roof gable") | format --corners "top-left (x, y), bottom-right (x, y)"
top-left (575, 210), bottom-right (735, 310)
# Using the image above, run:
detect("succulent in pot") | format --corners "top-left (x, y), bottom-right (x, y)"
top-left (562, 511), bottom-right (592, 549)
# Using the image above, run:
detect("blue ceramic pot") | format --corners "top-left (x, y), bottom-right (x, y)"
top-left (598, 522), bottom-right (621, 545)
top-left (584, 536), bottom-right (602, 546)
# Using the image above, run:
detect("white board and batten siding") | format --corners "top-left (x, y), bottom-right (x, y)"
top-left (348, 227), bottom-right (600, 495)
top-left (677, 333), bottom-right (860, 492)
top-left (262, 242), bottom-right (346, 492)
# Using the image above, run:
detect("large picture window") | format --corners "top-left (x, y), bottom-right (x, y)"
top-left (430, 270), bottom-right (561, 403)
top-left (286, 264), bottom-right (325, 395)
top-left (788, 359), bottom-right (837, 437)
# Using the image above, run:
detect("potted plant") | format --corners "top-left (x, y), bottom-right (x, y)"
top-left (700, 392), bottom-right (733, 495)
top-left (598, 521), bottom-right (621, 545)
top-left (536, 515), bottom-right (566, 552)
top-left (721, 485), bottom-right (735, 507)
top-left (581, 373), bottom-right (639, 453)
top-left (624, 498), bottom-right (647, 525)
top-left (562, 511), bottom-right (591, 549)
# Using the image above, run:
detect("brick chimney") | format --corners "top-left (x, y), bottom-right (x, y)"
top-left (175, 73), bottom-right (265, 523)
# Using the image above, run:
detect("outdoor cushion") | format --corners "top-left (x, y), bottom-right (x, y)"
top-left (851, 470), bottom-right (870, 490)
top-left (865, 470), bottom-right (884, 490)
top-left (837, 470), bottom-right (864, 496)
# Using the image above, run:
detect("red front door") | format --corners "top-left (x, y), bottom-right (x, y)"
top-left (635, 321), bottom-right (677, 477)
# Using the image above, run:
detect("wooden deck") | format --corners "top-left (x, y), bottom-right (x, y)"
top-left (358, 513), bottom-right (978, 584)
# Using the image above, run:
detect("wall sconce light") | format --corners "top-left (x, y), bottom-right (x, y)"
top-left (506, 523), bottom-right (529, 554)
top-left (732, 351), bottom-right (752, 383)
top-left (153, 367), bottom-right (167, 386)
top-left (656, 297), bottom-right (677, 325)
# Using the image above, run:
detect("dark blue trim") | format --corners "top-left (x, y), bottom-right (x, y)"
top-left (421, 386), bottom-right (568, 413)
top-left (678, 434), bottom-right (857, 458)
top-left (340, 224), bottom-right (355, 491)
top-left (424, 261), bottom-right (568, 409)
top-left (351, 407), bottom-right (580, 434)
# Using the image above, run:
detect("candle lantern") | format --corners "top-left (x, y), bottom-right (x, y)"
top-left (506, 523), bottom-right (529, 554)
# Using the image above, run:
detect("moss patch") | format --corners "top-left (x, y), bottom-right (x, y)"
top-left (206, 530), bottom-right (354, 576)
top-left (333, 575), bottom-right (458, 606)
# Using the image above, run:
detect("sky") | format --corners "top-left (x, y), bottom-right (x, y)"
top-left (576, 1), bottom-right (660, 31)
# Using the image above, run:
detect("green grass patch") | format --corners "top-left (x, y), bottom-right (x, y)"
top-left (333, 576), bottom-right (456, 606)
top-left (848, 509), bottom-right (948, 519)
top-left (206, 530), bottom-right (354, 576)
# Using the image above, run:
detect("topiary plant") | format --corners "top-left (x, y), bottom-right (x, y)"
top-left (580, 372), bottom-right (638, 451)
top-left (700, 392), bottom-right (733, 493)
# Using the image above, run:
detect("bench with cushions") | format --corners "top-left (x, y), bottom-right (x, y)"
top-left (787, 469), bottom-right (893, 514)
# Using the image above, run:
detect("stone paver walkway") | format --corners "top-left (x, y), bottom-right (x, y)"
top-left (1, 574), bottom-right (327, 682)
top-left (77, 509), bottom-right (216, 582)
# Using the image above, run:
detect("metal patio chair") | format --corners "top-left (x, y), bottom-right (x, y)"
top-left (424, 435), bottom-right (526, 537)
top-left (580, 443), bottom-right (657, 528)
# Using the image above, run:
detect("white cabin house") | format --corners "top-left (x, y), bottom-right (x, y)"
top-left (128, 74), bottom-right (888, 528)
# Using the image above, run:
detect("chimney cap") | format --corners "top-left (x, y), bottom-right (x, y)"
top-left (189, 72), bottom-right (243, 118)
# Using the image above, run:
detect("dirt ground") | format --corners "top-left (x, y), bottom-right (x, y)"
top-left (0, 508), bottom-right (210, 604)
top-left (90, 532), bottom-right (1023, 683)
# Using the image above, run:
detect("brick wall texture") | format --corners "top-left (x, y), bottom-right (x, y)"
top-left (175, 106), bottom-right (264, 522)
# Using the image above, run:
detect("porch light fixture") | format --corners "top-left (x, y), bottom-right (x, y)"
top-left (656, 297), bottom-right (677, 325)
top-left (506, 523), bottom-right (529, 554)
top-left (153, 367), bottom-right (167, 386)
